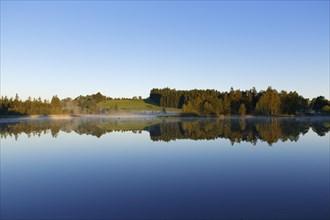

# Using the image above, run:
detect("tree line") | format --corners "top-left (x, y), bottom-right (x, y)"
top-left (149, 87), bottom-right (330, 116)
top-left (1, 88), bottom-right (329, 116)
top-left (0, 92), bottom-right (150, 116)
top-left (0, 92), bottom-right (113, 115)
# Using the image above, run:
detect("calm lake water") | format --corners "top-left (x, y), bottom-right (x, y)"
top-left (0, 117), bottom-right (329, 220)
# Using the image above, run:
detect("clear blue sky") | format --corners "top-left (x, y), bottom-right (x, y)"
top-left (1, 0), bottom-right (329, 100)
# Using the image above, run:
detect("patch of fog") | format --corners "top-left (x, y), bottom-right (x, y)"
top-left (0, 112), bottom-right (180, 124)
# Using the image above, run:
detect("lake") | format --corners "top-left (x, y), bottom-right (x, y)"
top-left (0, 117), bottom-right (329, 220)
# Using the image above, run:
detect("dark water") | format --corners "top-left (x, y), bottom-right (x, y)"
top-left (0, 117), bottom-right (329, 220)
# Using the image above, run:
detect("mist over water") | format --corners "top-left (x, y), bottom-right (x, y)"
top-left (1, 117), bottom-right (329, 219)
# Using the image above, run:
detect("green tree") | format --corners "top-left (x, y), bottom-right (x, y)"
top-left (51, 95), bottom-right (63, 114)
top-left (321, 105), bottom-right (330, 114)
top-left (223, 94), bottom-right (231, 115)
top-left (310, 96), bottom-right (329, 112)
top-left (92, 92), bottom-right (106, 103)
top-left (256, 87), bottom-right (281, 115)
top-left (281, 91), bottom-right (308, 114)
top-left (238, 103), bottom-right (246, 116)
top-left (229, 88), bottom-right (243, 114)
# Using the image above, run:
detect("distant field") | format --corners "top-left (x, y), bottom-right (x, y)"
top-left (97, 99), bottom-right (181, 112)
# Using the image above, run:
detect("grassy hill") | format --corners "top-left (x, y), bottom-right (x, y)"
top-left (97, 99), bottom-right (181, 113)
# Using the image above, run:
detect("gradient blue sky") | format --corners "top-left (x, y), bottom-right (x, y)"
top-left (1, 0), bottom-right (329, 100)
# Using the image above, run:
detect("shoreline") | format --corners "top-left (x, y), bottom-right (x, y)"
top-left (1, 114), bottom-right (329, 124)
top-left (0, 114), bottom-right (170, 123)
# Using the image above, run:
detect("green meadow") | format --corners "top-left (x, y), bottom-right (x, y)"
top-left (97, 99), bottom-right (181, 113)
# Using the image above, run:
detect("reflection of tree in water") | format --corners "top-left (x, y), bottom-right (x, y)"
top-left (0, 117), bottom-right (329, 145)
top-left (0, 118), bottom-right (157, 140)
top-left (145, 118), bottom-right (330, 145)
top-left (311, 122), bottom-right (330, 136)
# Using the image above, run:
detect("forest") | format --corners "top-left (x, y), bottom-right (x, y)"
top-left (0, 92), bottom-right (112, 115)
top-left (0, 87), bottom-right (329, 116)
top-left (149, 87), bottom-right (330, 116)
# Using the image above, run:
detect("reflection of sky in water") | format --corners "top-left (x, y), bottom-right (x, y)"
top-left (1, 129), bottom-right (329, 219)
